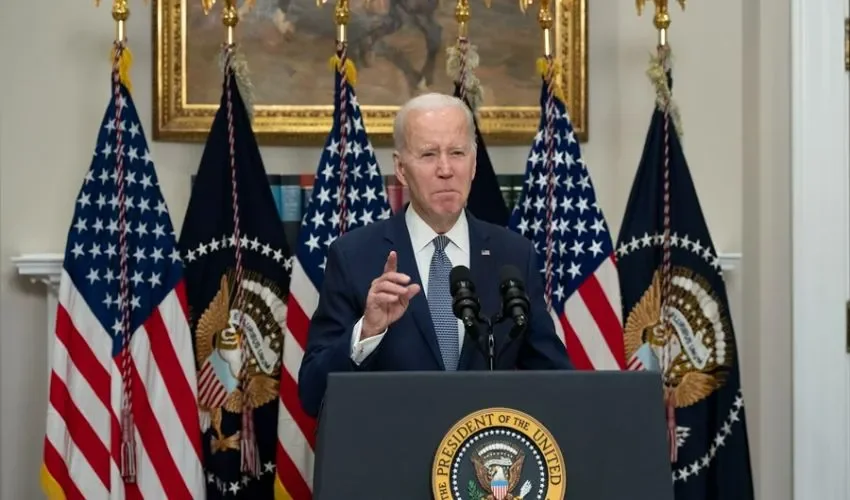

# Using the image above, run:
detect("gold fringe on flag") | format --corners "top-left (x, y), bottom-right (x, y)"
top-left (446, 43), bottom-right (483, 112)
top-left (109, 44), bottom-right (133, 93)
top-left (328, 54), bottom-right (358, 86)
top-left (535, 56), bottom-right (565, 104)
top-left (646, 47), bottom-right (684, 137)
top-left (40, 464), bottom-right (65, 500)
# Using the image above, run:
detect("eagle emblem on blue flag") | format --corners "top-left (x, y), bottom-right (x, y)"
top-left (623, 266), bottom-right (733, 411)
top-left (194, 271), bottom-right (285, 451)
top-left (615, 50), bottom-right (754, 497)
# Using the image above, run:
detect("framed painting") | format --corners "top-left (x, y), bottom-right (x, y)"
top-left (152, 0), bottom-right (588, 146)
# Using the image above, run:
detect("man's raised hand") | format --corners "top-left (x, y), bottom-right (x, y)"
top-left (361, 251), bottom-right (421, 339)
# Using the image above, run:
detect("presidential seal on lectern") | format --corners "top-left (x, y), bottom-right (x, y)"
top-left (432, 408), bottom-right (566, 500)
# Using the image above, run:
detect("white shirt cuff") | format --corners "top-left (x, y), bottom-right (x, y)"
top-left (350, 316), bottom-right (386, 365)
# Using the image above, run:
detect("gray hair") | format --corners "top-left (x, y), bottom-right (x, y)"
top-left (392, 93), bottom-right (477, 153)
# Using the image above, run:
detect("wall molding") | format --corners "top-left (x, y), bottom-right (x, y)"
top-left (11, 253), bottom-right (63, 292)
top-left (790, 0), bottom-right (850, 497)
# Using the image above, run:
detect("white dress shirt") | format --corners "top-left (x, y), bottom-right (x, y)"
top-left (349, 204), bottom-right (470, 364)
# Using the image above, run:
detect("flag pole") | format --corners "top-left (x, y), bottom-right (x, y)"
top-left (223, 0), bottom-right (237, 45)
top-left (519, 0), bottom-right (562, 308)
top-left (636, 0), bottom-right (686, 49)
top-left (97, 0), bottom-right (138, 482)
top-left (319, 0), bottom-right (356, 234)
top-left (636, 0), bottom-right (685, 466)
top-left (101, 0), bottom-right (134, 92)
top-left (112, 0), bottom-right (128, 45)
top-left (203, 0), bottom-right (265, 477)
top-left (448, 0), bottom-right (488, 112)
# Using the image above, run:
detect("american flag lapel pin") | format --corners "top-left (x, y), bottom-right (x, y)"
top-left (481, 249), bottom-right (490, 256)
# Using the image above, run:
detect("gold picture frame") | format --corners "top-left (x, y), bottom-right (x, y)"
top-left (152, 0), bottom-right (588, 146)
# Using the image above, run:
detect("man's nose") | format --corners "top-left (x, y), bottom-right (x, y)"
top-left (436, 155), bottom-right (453, 177)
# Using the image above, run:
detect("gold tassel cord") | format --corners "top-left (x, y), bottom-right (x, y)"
top-left (446, 43), bottom-right (483, 112)
top-left (328, 55), bottom-right (358, 86)
top-left (536, 56), bottom-right (565, 104)
top-left (110, 44), bottom-right (133, 93)
top-left (645, 47), bottom-right (683, 136)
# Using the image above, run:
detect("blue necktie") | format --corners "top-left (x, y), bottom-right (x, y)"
top-left (428, 235), bottom-right (459, 370)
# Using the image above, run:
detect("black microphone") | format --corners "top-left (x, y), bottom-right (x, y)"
top-left (450, 265), bottom-right (494, 369)
top-left (498, 265), bottom-right (531, 338)
top-left (449, 265), bottom-right (482, 335)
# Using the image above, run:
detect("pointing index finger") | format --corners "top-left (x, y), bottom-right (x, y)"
top-left (384, 251), bottom-right (397, 273)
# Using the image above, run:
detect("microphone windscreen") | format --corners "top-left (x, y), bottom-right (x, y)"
top-left (450, 265), bottom-right (472, 294)
top-left (499, 264), bottom-right (523, 286)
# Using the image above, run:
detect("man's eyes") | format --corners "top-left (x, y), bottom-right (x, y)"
top-left (418, 150), bottom-right (466, 158)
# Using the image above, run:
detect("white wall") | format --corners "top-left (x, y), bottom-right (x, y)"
top-left (0, 0), bottom-right (791, 498)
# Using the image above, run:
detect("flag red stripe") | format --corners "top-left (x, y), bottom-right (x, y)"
top-left (275, 441), bottom-right (313, 500)
top-left (198, 364), bottom-right (228, 408)
top-left (48, 372), bottom-right (111, 488)
top-left (558, 313), bottom-right (594, 370)
top-left (128, 361), bottom-right (194, 500)
top-left (628, 357), bottom-right (645, 370)
top-left (43, 439), bottom-right (86, 500)
top-left (278, 292), bottom-right (315, 495)
top-left (124, 481), bottom-right (143, 500)
top-left (143, 307), bottom-right (203, 461)
top-left (55, 306), bottom-right (111, 409)
top-left (578, 270), bottom-right (627, 368)
top-left (286, 295), bottom-right (311, 350)
top-left (279, 369), bottom-right (316, 448)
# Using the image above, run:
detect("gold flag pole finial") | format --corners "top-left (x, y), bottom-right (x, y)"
top-left (636, 0), bottom-right (685, 47)
top-left (454, 0), bottom-right (491, 37)
top-left (199, 0), bottom-right (253, 45)
top-left (519, 0), bottom-right (554, 57)
top-left (319, 0), bottom-right (357, 85)
top-left (99, 0), bottom-right (135, 91)
top-left (222, 0), bottom-right (239, 45)
top-left (455, 0), bottom-right (470, 38)
top-left (335, 0), bottom-right (350, 44)
top-left (316, 0), bottom-right (349, 44)
top-left (111, 0), bottom-right (129, 42)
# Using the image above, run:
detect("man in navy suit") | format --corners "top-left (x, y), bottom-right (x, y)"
top-left (298, 93), bottom-right (573, 417)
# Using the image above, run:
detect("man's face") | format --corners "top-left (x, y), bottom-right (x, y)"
top-left (393, 105), bottom-right (476, 222)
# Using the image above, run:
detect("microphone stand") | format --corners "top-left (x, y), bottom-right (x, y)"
top-left (465, 312), bottom-right (529, 370)
top-left (463, 312), bottom-right (496, 370)
top-left (494, 315), bottom-right (529, 369)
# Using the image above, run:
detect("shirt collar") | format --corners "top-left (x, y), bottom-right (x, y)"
top-left (405, 204), bottom-right (469, 254)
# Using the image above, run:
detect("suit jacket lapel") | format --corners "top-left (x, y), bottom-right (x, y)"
top-left (458, 213), bottom-right (496, 370)
top-left (385, 209), bottom-right (445, 369)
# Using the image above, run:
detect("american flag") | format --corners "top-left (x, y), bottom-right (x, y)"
top-left (274, 62), bottom-right (392, 499)
top-left (507, 79), bottom-right (626, 371)
top-left (40, 77), bottom-right (205, 499)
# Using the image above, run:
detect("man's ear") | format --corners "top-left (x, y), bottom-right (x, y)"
top-left (393, 150), bottom-right (408, 187)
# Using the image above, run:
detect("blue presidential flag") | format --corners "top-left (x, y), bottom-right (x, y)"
top-left (615, 67), bottom-right (754, 499)
top-left (453, 82), bottom-right (511, 227)
top-left (178, 65), bottom-right (292, 498)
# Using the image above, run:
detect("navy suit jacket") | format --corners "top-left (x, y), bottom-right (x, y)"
top-left (297, 208), bottom-right (574, 417)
